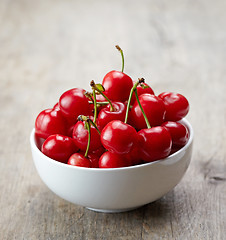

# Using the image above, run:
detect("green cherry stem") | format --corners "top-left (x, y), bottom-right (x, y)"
top-left (134, 88), bottom-right (151, 129)
top-left (92, 88), bottom-right (97, 124)
top-left (90, 80), bottom-right (116, 112)
top-left (115, 45), bottom-right (124, 73)
top-left (88, 101), bottom-right (109, 105)
top-left (78, 115), bottom-right (91, 158)
top-left (84, 120), bottom-right (91, 158)
top-left (84, 91), bottom-right (94, 104)
top-left (124, 78), bottom-right (151, 129)
top-left (77, 115), bottom-right (101, 157)
top-left (88, 118), bottom-right (101, 135)
top-left (124, 78), bottom-right (143, 124)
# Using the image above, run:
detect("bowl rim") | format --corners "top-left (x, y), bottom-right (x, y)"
top-left (30, 118), bottom-right (193, 172)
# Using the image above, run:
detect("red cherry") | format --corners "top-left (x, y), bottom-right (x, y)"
top-left (130, 94), bottom-right (166, 130)
top-left (102, 70), bottom-right (133, 102)
top-left (34, 133), bottom-right (45, 150)
top-left (66, 123), bottom-right (76, 138)
top-left (125, 141), bottom-right (143, 166)
top-left (95, 94), bottom-right (107, 112)
top-left (68, 153), bottom-right (91, 167)
top-left (99, 151), bottom-right (130, 168)
top-left (76, 151), bottom-right (100, 168)
top-left (102, 45), bottom-right (133, 102)
top-left (90, 146), bottom-right (106, 157)
top-left (42, 134), bottom-right (78, 163)
top-left (87, 153), bottom-right (99, 168)
top-left (170, 146), bottom-right (182, 155)
top-left (72, 121), bottom-right (102, 152)
top-left (101, 120), bottom-right (137, 154)
top-left (53, 102), bottom-right (60, 111)
top-left (59, 88), bottom-right (91, 124)
top-left (35, 108), bottom-right (68, 139)
top-left (158, 92), bottom-right (189, 121)
top-left (97, 102), bottom-right (127, 130)
top-left (95, 94), bottom-right (106, 102)
top-left (130, 81), bottom-right (155, 104)
top-left (161, 121), bottom-right (189, 148)
top-left (53, 102), bottom-right (77, 137)
top-left (138, 126), bottom-right (172, 162)
top-left (88, 93), bottom-right (107, 115)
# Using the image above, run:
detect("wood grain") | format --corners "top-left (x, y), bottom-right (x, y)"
top-left (0, 0), bottom-right (226, 239)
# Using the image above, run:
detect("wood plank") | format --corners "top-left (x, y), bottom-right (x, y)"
top-left (0, 0), bottom-right (226, 239)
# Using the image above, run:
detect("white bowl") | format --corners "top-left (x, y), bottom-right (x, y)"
top-left (30, 119), bottom-right (193, 213)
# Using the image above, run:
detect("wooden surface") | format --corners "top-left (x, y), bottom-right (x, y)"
top-left (0, 0), bottom-right (226, 239)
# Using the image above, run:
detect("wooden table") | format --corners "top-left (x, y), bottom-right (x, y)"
top-left (1, 0), bottom-right (225, 239)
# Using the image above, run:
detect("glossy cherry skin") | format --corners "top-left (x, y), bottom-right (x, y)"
top-left (130, 94), bottom-right (166, 130)
top-left (101, 120), bottom-right (138, 154)
top-left (89, 94), bottom-right (107, 114)
top-left (66, 124), bottom-right (76, 138)
top-left (130, 81), bottom-right (155, 105)
top-left (138, 126), bottom-right (172, 162)
top-left (35, 133), bottom-right (45, 150)
top-left (68, 153), bottom-right (91, 167)
top-left (161, 121), bottom-right (189, 148)
top-left (42, 134), bottom-right (78, 163)
top-left (95, 94), bottom-right (106, 102)
top-left (72, 121), bottom-right (102, 152)
top-left (76, 151), bottom-right (100, 168)
top-left (96, 94), bottom-right (107, 112)
top-left (53, 102), bottom-right (60, 111)
top-left (86, 153), bottom-right (99, 168)
top-left (102, 70), bottom-right (133, 102)
top-left (35, 108), bottom-right (68, 139)
top-left (99, 151), bottom-right (130, 168)
top-left (59, 88), bottom-right (91, 124)
top-left (53, 102), bottom-right (76, 137)
top-left (90, 146), bottom-right (106, 158)
top-left (125, 140), bottom-right (143, 166)
top-left (97, 102), bottom-right (127, 130)
top-left (158, 92), bottom-right (189, 121)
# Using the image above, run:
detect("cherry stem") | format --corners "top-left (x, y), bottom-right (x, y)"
top-left (92, 89), bottom-right (97, 124)
top-left (124, 78), bottom-right (151, 129)
top-left (134, 88), bottom-right (151, 129)
top-left (124, 78), bottom-right (143, 123)
top-left (88, 118), bottom-right (101, 135)
top-left (88, 101), bottom-right (109, 105)
top-left (84, 91), bottom-right (94, 104)
top-left (115, 45), bottom-right (124, 73)
top-left (77, 115), bottom-right (101, 158)
top-left (84, 120), bottom-right (91, 158)
top-left (90, 80), bottom-right (116, 112)
top-left (78, 115), bottom-right (91, 158)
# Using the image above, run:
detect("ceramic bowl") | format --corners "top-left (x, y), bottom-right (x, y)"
top-left (30, 119), bottom-right (193, 213)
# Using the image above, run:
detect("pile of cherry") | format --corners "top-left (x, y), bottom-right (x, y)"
top-left (35, 46), bottom-right (189, 168)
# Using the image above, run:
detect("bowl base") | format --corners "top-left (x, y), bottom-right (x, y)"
top-left (86, 206), bottom-right (141, 213)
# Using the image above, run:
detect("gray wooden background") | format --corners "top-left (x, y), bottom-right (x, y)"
top-left (0, 0), bottom-right (226, 239)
